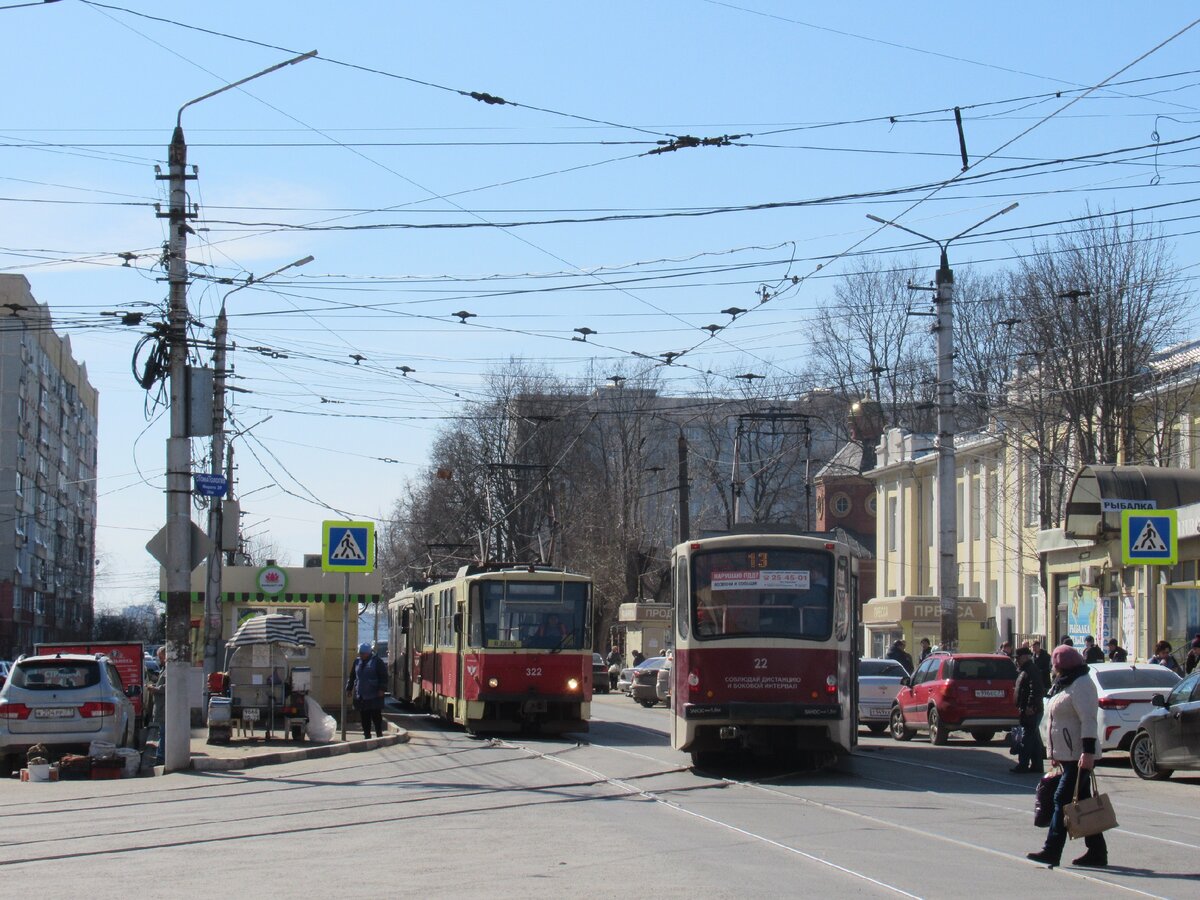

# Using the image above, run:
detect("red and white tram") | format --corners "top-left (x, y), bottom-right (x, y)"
top-left (387, 564), bottom-right (593, 734)
top-left (669, 532), bottom-right (858, 766)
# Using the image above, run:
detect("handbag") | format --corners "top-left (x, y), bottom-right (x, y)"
top-left (1008, 725), bottom-right (1024, 756)
top-left (1033, 770), bottom-right (1060, 828)
top-left (1063, 770), bottom-right (1118, 838)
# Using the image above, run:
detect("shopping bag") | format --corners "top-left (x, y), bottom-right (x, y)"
top-left (1033, 770), bottom-right (1060, 828)
top-left (1008, 725), bottom-right (1024, 756)
top-left (1063, 770), bottom-right (1117, 838)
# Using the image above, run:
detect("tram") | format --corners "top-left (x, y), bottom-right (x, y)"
top-left (387, 564), bottom-right (593, 734)
top-left (669, 532), bottom-right (858, 766)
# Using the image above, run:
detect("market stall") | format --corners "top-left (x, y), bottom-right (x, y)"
top-left (209, 614), bottom-right (317, 742)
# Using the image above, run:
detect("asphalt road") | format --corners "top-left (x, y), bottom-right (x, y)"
top-left (1, 695), bottom-right (1197, 898)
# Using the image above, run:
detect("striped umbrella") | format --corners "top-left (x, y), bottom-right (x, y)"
top-left (226, 613), bottom-right (316, 648)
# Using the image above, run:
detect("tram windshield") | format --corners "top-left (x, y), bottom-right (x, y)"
top-left (473, 580), bottom-right (590, 650)
top-left (691, 547), bottom-right (833, 641)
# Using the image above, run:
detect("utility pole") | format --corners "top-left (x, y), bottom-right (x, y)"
top-left (157, 51), bottom-right (315, 773)
top-left (677, 429), bottom-right (690, 543)
top-left (866, 203), bottom-right (1018, 651)
top-left (731, 420), bottom-right (744, 524)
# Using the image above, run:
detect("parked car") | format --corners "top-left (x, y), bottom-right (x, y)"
top-left (1129, 670), bottom-right (1200, 781)
top-left (0, 653), bottom-right (139, 771)
top-left (1087, 662), bottom-right (1181, 752)
top-left (890, 653), bottom-right (1019, 745)
top-left (617, 665), bottom-right (637, 694)
top-left (630, 657), bottom-right (670, 707)
top-left (656, 658), bottom-right (672, 705)
top-left (592, 653), bottom-right (610, 694)
top-left (858, 658), bottom-right (908, 735)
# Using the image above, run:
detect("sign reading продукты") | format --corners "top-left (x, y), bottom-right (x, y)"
top-left (321, 520), bottom-right (376, 573)
top-left (1120, 509), bottom-right (1177, 566)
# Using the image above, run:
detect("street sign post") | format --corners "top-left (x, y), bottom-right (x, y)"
top-left (1121, 509), bottom-right (1177, 566)
top-left (322, 520), bottom-right (376, 741)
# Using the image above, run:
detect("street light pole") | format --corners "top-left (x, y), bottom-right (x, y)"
top-left (203, 258), bottom-right (312, 689)
top-left (159, 51), bottom-right (314, 773)
top-left (866, 203), bottom-right (1018, 651)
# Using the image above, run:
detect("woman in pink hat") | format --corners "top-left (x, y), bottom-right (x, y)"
top-left (1026, 644), bottom-right (1108, 869)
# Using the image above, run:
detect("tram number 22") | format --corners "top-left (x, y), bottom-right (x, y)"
top-left (525, 667), bottom-right (543, 677)
top-left (753, 658), bottom-right (768, 670)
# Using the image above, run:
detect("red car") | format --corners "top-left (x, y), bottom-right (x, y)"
top-left (889, 653), bottom-right (1019, 745)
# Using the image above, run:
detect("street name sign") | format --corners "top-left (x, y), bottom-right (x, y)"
top-left (193, 473), bottom-right (228, 497)
top-left (321, 520), bottom-right (375, 573)
top-left (1121, 509), bottom-right (1177, 566)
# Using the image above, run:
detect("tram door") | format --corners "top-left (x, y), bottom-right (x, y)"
top-left (454, 595), bottom-right (465, 719)
top-left (670, 551), bottom-right (687, 749)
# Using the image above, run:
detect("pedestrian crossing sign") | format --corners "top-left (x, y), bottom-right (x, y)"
top-left (1121, 509), bottom-right (1176, 566)
top-left (322, 520), bottom-right (376, 572)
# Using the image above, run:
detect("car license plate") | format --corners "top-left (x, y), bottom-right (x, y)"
top-left (868, 707), bottom-right (889, 718)
top-left (34, 708), bottom-right (74, 719)
top-left (975, 690), bottom-right (1004, 698)
top-left (242, 707), bottom-right (260, 721)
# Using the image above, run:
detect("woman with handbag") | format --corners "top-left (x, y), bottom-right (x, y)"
top-left (1026, 645), bottom-right (1109, 869)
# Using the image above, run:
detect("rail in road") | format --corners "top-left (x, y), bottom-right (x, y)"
top-left (0, 696), bottom-right (1195, 896)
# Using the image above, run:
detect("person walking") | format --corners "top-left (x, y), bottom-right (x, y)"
top-left (1186, 635), bottom-right (1200, 675)
top-left (1026, 645), bottom-right (1108, 869)
top-left (1031, 640), bottom-right (1052, 686)
top-left (147, 646), bottom-right (167, 765)
top-left (1082, 636), bottom-right (1105, 665)
top-left (631, 649), bottom-right (645, 667)
top-left (1106, 639), bottom-right (1128, 663)
top-left (345, 642), bottom-right (388, 739)
top-left (998, 640), bottom-right (1014, 659)
top-left (1151, 640), bottom-right (1182, 674)
top-left (886, 639), bottom-right (914, 674)
top-left (1011, 646), bottom-right (1045, 774)
top-left (606, 645), bottom-right (623, 690)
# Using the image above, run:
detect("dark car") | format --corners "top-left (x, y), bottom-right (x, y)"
top-left (630, 657), bottom-right (669, 707)
top-left (890, 653), bottom-right (1019, 745)
top-left (592, 653), bottom-right (610, 694)
top-left (1129, 670), bottom-right (1200, 780)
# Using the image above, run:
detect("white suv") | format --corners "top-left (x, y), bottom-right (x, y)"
top-left (0, 653), bottom-right (138, 770)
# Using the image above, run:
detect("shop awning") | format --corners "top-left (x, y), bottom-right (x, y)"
top-left (1063, 465), bottom-right (1200, 539)
top-left (226, 613), bottom-right (317, 648)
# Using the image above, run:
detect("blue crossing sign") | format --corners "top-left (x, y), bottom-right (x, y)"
top-left (1121, 510), bottom-right (1177, 565)
top-left (322, 520), bottom-right (375, 573)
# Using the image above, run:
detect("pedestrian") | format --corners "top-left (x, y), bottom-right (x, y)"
top-left (886, 639), bottom-right (914, 674)
top-left (1059, 636), bottom-right (1075, 647)
top-left (1031, 639), bottom-right (1052, 686)
top-left (1026, 644), bottom-right (1108, 869)
top-left (632, 649), bottom-right (645, 667)
top-left (1150, 640), bottom-right (1182, 673)
top-left (606, 645), bottom-right (622, 690)
top-left (1082, 635), bottom-right (1105, 665)
top-left (1186, 635), bottom-right (1200, 675)
top-left (1105, 638), bottom-right (1128, 663)
top-left (1011, 646), bottom-right (1045, 774)
top-left (998, 640), bottom-right (1014, 659)
top-left (147, 646), bottom-right (167, 765)
top-left (345, 641), bottom-right (388, 739)
top-left (918, 637), bottom-right (932, 663)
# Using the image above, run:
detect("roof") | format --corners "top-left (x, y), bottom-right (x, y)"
top-left (1063, 465), bottom-right (1200, 538)
top-left (814, 441), bottom-right (863, 480)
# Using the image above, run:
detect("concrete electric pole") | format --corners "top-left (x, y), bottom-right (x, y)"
top-left (159, 51), bottom-right (314, 772)
top-left (866, 204), bottom-right (1018, 651)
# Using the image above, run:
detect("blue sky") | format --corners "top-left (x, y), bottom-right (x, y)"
top-left (3, 1), bottom-right (1199, 609)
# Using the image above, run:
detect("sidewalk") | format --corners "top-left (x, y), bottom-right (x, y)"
top-left (143, 715), bottom-right (408, 774)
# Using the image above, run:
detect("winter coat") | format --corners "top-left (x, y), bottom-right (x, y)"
top-left (1015, 658), bottom-right (1045, 716)
top-left (886, 647), bottom-right (914, 674)
top-left (1083, 645), bottom-right (1106, 664)
top-left (1108, 646), bottom-right (1128, 663)
top-left (1033, 649), bottom-right (1052, 686)
top-left (346, 654), bottom-right (387, 711)
top-left (1045, 666), bottom-right (1099, 762)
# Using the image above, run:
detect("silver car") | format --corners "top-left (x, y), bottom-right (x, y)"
top-left (0, 654), bottom-right (138, 770)
top-left (858, 658), bottom-right (908, 735)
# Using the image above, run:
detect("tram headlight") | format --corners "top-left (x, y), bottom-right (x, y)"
top-left (825, 674), bottom-right (838, 695)
top-left (487, 676), bottom-right (500, 689)
top-left (567, 678), bottom-right (580, 691)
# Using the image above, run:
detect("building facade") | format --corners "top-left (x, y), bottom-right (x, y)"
top-left (0, 275), bottom-right (99, 659)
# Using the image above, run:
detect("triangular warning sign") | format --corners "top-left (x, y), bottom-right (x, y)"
top-left (332, 530), bottom-right (366, 561)
top-left (1132, 520), bottom-right (1168, 553)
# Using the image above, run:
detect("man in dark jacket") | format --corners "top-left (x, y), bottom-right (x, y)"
top-left (1031, 639), bottom-right (1052, 685)
top-left (886, 639), bottom-right (914, 674)
top-left (1106, 638), bottom-right (1128, 663)
top-left (346, 642), bottom-right (388, 739)
top-left (1012, 646), bottom-right (1046, 774)
top-left (1082, 635), bottom-right (1106, 664)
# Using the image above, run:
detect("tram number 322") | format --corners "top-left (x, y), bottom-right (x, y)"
top-left (525, 667), bottom-right (543, 677)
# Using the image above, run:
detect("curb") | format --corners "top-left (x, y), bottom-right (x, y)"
top-left (184, 723), bottom-right (409, 773)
